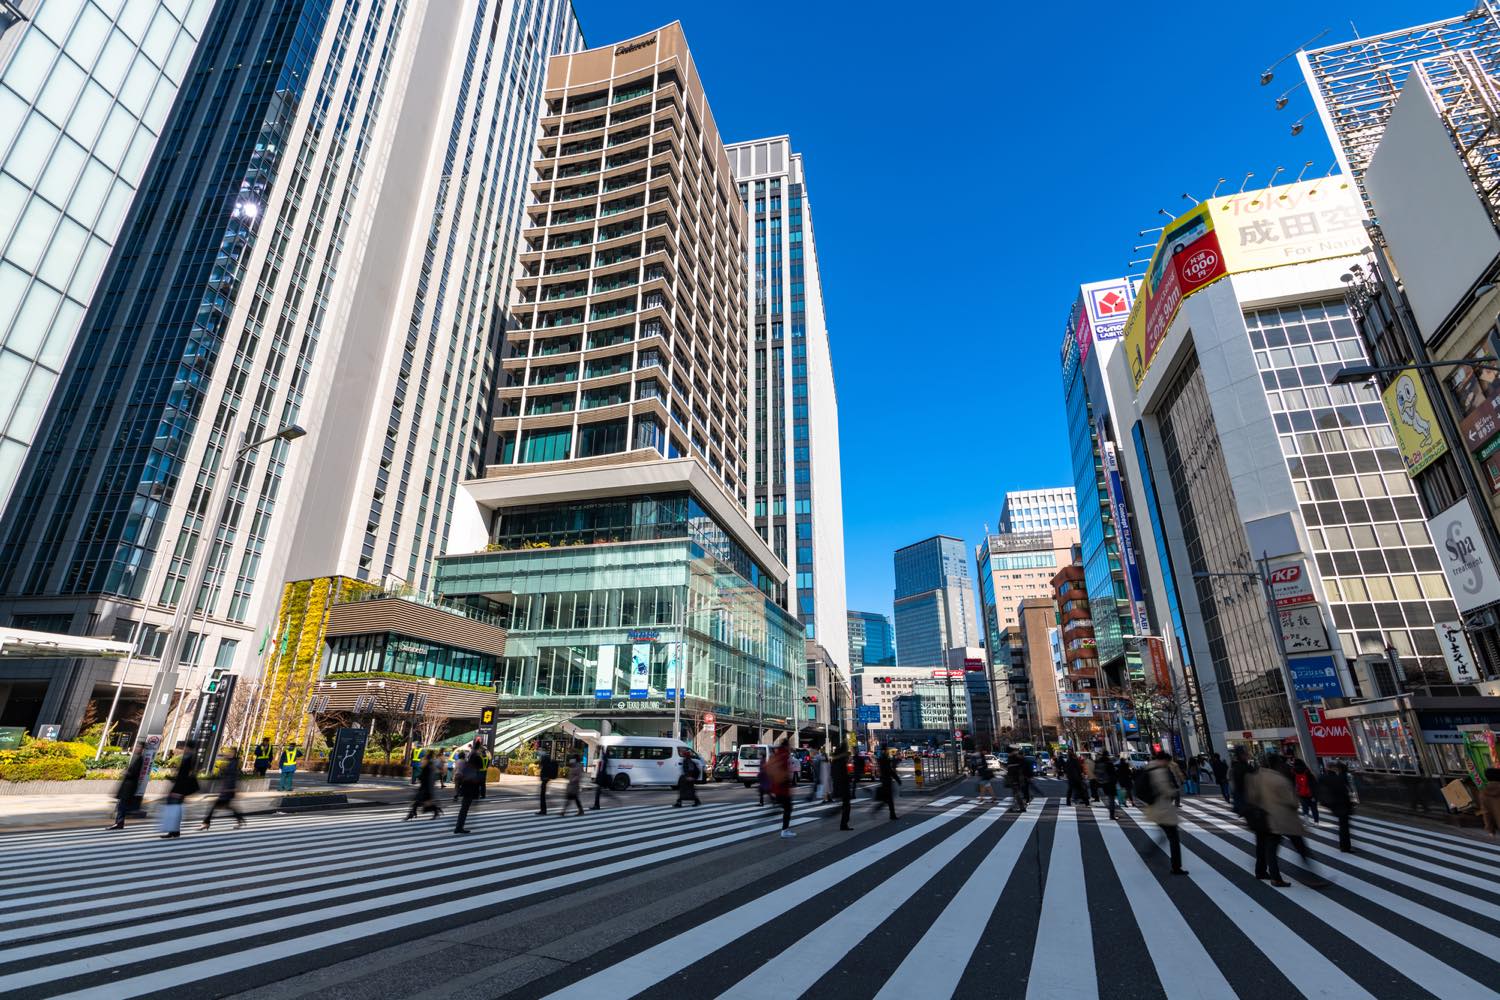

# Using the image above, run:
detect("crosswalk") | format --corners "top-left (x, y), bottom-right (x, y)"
top-left (0, 786), bottom-right (1497, 998)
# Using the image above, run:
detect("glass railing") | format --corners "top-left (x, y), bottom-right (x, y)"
top-left (541, 287), bottom-right (586, 301)
top-left (612, 86), bottom-right (652, 104)
top-left (567, 95), bottom-right (607, 113)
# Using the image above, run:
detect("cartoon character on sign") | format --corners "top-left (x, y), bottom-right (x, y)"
top-left (1393, 374), bottom-right (1433, 443)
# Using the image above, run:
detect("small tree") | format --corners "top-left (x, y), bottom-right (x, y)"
top-left (418, 710), bottom-right (450, 747)
top-left (366, 684), bottom-right (415, 764)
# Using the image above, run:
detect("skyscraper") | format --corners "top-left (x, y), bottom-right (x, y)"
top-left (847, 609), bottom-right (895, 671)
top-left (997, 487), bottom-right (1077, 533)
top-left (0, 0), bottom-right (583, 738)
top-left (725, 135), bottom-right (847, 677)
top-left (426, 23), bottom-right (806, 754)
top-left (974, 528), bottom-right (1078, 640)
top-left (893, 535), bottom-right (978, 667)
top-left (0, 0), bottom-right (216, 511)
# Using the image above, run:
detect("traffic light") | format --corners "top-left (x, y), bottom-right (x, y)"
top-left (203, 668), bottom-right (228, 694)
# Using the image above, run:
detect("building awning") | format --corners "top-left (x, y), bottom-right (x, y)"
top-left (0, 627), bottom-right (134, 660)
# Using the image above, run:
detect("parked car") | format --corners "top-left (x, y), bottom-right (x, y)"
top-left (711, 751), bottom-right (738, 782)
top-left (736, 743), bottom-right (771, 787)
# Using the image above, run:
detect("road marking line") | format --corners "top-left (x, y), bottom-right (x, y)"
top-left (1027, 808), bottom-right (1096, 1000)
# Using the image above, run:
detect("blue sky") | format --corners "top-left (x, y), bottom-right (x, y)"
top-left (572, 0), bottom-right (1452, 623)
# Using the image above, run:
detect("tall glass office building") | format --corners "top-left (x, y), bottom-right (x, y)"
top-left (893, 535), bottom-right (978, 667)
top-left (0, 0), bottom-right (584, 738)
top-left (0, 0), bottom-right (214, 512)
top-left (847, 609), bottom-right (895, 671)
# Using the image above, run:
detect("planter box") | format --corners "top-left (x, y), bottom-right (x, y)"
top-left (0, 779), bottom-right (173, 796)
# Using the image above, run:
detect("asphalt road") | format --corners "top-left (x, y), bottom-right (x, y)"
top-left (1, 777), bottom-right (1497, 999)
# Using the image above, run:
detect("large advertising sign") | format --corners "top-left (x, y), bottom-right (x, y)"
top-left (1267, 558), bottom-right (1332, 653)
top-left (1304, 707), bottom-right (1357, 757)
top-left (1142, 636), bottom-right (1172, 692)
top-left (629, 644), bottom-right (652, 699)
top-left (594, 644), bottom-right (615, 699)
top-left (1380, 371), bottom-right (1448, 476)
top-left (1429, 498), bottom-right (1500, 612)
top-left (1288, 654), bottom-right (1344, 701)
top-left (1126, 178), bottom-right (1366, 387)
top-left (1100, 434), bottom-right (1150, 636)
top-left (1059, 693), bottom-right (1095, 718)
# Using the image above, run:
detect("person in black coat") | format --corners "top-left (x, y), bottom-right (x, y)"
top-left (1063, 752), bottom-right (1088, 806)
top-left (830, 747), bottom-right (853, 830)
top-left (1210, 752), bottom-right (1230, 801)
top-left (201, 747), bottom-right (247, 830)
top-left (1229, 746), bottom-right (1251, 815)
top-left (1116, 756), bottom-right (1136, 807)
top-left (537, 751), bottom-right (558, 815)
top-left (406, 749), bottom-right (443, 821)
top-left (108, 742), bottom-right (147, 830)
top-left (161, 742), bottom-right (200, 839)
top-left (454, 747), bottom-right (483, 834)
top-left (1316, 761), bottom-right (1355, 852)
top-left (1095, 753), bottom-right (1118, 820)
top-left (591, 747), bottom-right (613, 810)
top-left (872, 747), bottom-right (900, 820)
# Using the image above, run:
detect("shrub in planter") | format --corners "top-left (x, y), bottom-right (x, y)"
top-left (0, 756), bottom-right (86, 781)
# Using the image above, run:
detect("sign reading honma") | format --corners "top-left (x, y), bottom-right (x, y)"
top-left (1429, 499), bottom-right (1500, 612)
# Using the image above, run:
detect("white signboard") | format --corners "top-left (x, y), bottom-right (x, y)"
top-left (1436, 621), bottom-right (1482, 685)
top-left (1059, 692), bottom-right (1094, 718)
top-left (1267, 558), bottom-right (1331, 653)
top-left (594, 644), bottom-right (615, 699)
top-left (1429, 499), bottom-right (1500, 613)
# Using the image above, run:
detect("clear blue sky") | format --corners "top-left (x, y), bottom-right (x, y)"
top-left (572, 0), bottom-right (1452, 624)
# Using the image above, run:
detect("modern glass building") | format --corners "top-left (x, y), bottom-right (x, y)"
top-left (0, 0), bottom-right (214, 512)
top-left (847, 609), bottom-right (895, 671)
top-left (893, 535), bottom-right (978, 668)
top-left (0, 0), bottom-right (583, 739)
top-left (997, 487), bottom-right (1077, 533)
top-left (724, 136), bottom-right (847, 679)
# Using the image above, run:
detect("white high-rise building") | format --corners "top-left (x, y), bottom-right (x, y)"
top-left (997, 487), bottom-right (1078, 534)
top-left (0, 0), bottom-right (583, 737)
top-left (725, 136), bottom-right (847, 677)
top-left (0, 0), bottom-right (216, 512)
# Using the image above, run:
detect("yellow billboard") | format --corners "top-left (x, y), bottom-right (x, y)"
top-left (1126, 178), bottom-right (1367, 388)
top-left (1380, 370), bottom-right (1448, 475)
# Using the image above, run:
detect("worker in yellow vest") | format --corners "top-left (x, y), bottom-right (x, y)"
top-left (411, 745), bottom-right (424, 785)
top-left (278, 744), bottom-right (300, 791)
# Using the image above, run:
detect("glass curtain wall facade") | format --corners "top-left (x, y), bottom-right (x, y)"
top-left (0, 0), bottom-right (214, 511)
top-left (1248, 300), bottom-right (1455, 685)
top-left (894, 535), bottom-right (978, 667)
top-left (847, 609), bottom-right (895, 670)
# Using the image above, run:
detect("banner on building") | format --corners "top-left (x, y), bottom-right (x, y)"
top-left (1100, 434), bottom-right (1150, 636)
top-left (629, 644), bottom-right (652, 699)
top-left (1436, 621), bottom-right (1482, 685)
top-left (1381, 371), bottom-right (1448, 475)
top-left (1126, 178), bottom-right (1365, 387)
top-left (1142, 636), bottom-right (1172, 692)
top-left (665, 643), bottom-right (684, 699)
top-left (594, 644), bottom-right (615, 699)
top-left (1303, 707), bottom-right (1357, 757)
top-left (1429, 498), bottom-right (1500, 612)
top-left (1059, 692), bottom-right (1094, 717)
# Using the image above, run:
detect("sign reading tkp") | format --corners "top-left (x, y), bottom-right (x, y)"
top-left (1267, 560), bottom-right (1317, 608)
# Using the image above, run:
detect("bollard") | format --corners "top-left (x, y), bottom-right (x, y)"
top-left (914, 757), bottom-right (924, 789)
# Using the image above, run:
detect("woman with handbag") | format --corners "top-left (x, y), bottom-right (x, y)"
top-left (160, 741), bottom-right (200, 839)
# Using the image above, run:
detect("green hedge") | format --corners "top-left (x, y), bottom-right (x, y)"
top-left (0, 757), bottom-right (86, 782)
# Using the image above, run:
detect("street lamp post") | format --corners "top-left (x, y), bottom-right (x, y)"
top-left (1194, 563), bottom-right (1319, 767)
top-left (139, 424), bottom-right (306, 747)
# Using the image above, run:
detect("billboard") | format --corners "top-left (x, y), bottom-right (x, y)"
top-left (629, 644), bottom-right (652, 699)
top-left (1436, 621), bottom-right (1482, 685)
top-left (1059, 692), bottom-right (1094, 718)
top-left (1100, 433), bottom-right (1150, 636)
top-left (1429, 498), bottom-right (1500, 613)
top-left (1142, 636), bottom-right (1172, 692)
top-left (1126, 178), bottom-right (1366, 387)
top-left (1380, 371), bottom-right (1448, 475)
top-left (1304, 707), bottom-right (1357, 757)
top-left (1288, 654), bottom-right (1344, 701)
top-left (594, 644), bottom-right (615, 699)
top-left (1267, 558), bottom-right (1331, 654)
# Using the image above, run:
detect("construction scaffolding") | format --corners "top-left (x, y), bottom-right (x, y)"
top-left (1299, 1), bottom-right (1500, 202)
top-left (1419, 49), bottom-right (1500, 230)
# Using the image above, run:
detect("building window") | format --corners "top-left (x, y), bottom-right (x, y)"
top-left (521, 427), bottom-right (571, 463)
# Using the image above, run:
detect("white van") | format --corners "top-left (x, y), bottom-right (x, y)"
top-left (736, 743), bottom-right (772, 787)
top-left (597, 735), bottom-right (706, 791)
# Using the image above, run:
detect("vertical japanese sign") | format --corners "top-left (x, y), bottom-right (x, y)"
top-left (1267, 558), bottom-right (1331, 653)
top-left (629, 644), bottom-right (651, 699)
top-left (1436, 621), bottom-right (1481, 685)
top-left (1099, 433), bottom-right (1150, 636)
top-left (594, 644), bottom-right (616, 699)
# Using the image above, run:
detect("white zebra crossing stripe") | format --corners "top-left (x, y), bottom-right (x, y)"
top-left (719, 804), bottom-right (1009, 999)
top-left (874, 803), bottom-right (1039, 1000)
top-left (1094, 815), bottom-right (1237, 1000)
top-left (541, 797), bottom-right (973, 1000)
top-left (1027, 807), bottom-right (1096, 1000)
top-left (1180, 806), bottom-right (1500, 957)
top-left (1177, 813), bottom-right (1496, 998)
top-left (0, 802), bottom-right (840, 991)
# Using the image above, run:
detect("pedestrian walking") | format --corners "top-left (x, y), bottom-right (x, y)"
top-left (674, 750), bottom-right (701, 806)
top-left (1095, 752), bottom-right (1118, 820)
top-left (159, 741), bottom-right (200, 839)
top-left (1229, 746), bottom-right (1250, 815)
top-left (277, 743), bottom-right (299, 792)
top-left (818, 749), bottom-right (832, 804)
top-left (201, 747), bottom-right (247, 830)
top-left (1479, 768), bottom-right (1500, 838)
top-left (1064, 752), bottom-right (1088, 806)
top-left (561, 755), bottom-right (586, 816)
top-left (1210, 751), bottom-right (1229, 801)
top-left (1116, 754), bottom-right (1135, 807)
top-left (405, 750), bottom-right (443, 821)
top-left (873, 746), bottom-right (901, 821)
top-left (107, 741), bottom-right (147, 830)
top-left (1292, 758), bottom-right (1319, 824)
top-left (1083, 752), bottom-right (1099, 802)
top-left (830, 746), bottom-right (853, 830)
top-left (1005, 747), bottom-right (1030, 812)
top-left (453, 745), bottom-right (482, 834)
top-left (757, 763), bottom-right (771, 807)
top-left (1316, 761), bottom-right (1355, 852)
top-left (439, 750), bottom-right (451, 789)
top-left (1247, 751), bottom-right (1328, 887)
top-left (1137, 750), bottom-right (1187, 875)
top-left (451, 750), bottom-right (467, 801)
top-left (591, 747), bottom-right (613, 810)
top-left (975, 756), bottom-right (997, 804)
top-left (537, 750), bottom-right (558, 815)
top-left (768, 739), bottom-right (795, 837)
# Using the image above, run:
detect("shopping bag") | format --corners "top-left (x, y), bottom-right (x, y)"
top-left (157, 800), bottom-right (183, 833)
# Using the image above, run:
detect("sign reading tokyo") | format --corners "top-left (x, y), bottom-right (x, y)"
top-left (1126, 178), bottom-right (1365, 388)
